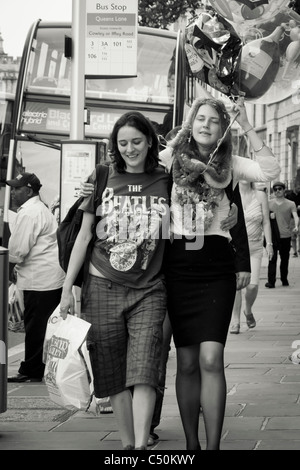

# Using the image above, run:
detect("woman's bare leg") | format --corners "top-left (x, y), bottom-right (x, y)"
top-left (110, 385), bottom-right (156, 449)
top-left (110, 389), bottom-right (134, 448)
top-left (244, 284), bottom-right (259, 316)
top-left (132, 384), bottom-right (156, 448)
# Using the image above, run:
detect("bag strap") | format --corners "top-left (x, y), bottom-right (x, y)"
top-left (167, 163), bottom-right (173, 199)
top-left (206, 111), bottom-right (239, 168)
top-left (225, 178), bottom-right (234, 206)
top-left (81, 164), bottom-right (109, 293)
top-left (94, 164), bottom-right (109, 208)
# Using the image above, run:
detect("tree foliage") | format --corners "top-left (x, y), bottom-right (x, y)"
top-left (138, 0), bottom-right (204, 29)
top-left (289, 0), bottom-right (300, 15)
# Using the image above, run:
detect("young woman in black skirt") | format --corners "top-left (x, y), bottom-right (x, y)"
top-left (159, 96), bottom-right (280, 450)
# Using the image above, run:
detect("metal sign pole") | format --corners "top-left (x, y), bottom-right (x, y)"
top-left (70, 0), bottom-right (86, 140)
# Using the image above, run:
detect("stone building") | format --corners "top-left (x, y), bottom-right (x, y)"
top-left (235, 97), bottom-right (300, 191)
top-left (0, 31), bottom-right (20, 94)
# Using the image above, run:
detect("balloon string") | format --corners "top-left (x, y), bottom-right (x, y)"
top-left (206, 111), bottom-right (240, 168)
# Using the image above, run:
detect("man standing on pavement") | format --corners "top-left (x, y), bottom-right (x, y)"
top-left (6, 173), bottom-right (65, 382)
top-left (265, 181), bottom-right (299, 288)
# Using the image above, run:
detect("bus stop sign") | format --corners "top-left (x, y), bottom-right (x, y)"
top-left (85, 0), bottom-right (138, 78)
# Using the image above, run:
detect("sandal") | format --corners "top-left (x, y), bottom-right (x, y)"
top-left (244, 312), bottom-right (256, 329)
top-left (230, 323), bottom-right (240, 334)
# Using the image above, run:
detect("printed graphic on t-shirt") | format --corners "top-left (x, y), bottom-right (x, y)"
top-left (96, 187), bottom-right (168, 272)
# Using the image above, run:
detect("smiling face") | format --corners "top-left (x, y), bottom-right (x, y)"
top-left (192, 104), bottom-right (223, 149)
top-left (117, 125), bottom-right (151, 173)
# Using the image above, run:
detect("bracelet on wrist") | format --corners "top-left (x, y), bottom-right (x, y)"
top-left (253, 142), bottom-right (266, 153)
top-left (267, 242), bottom-right (273, 246)
top-left (244, 126), bottom-right (253, 134)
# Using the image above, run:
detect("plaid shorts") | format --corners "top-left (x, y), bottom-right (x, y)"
top-left (81, 275), bottom-right (167, 398)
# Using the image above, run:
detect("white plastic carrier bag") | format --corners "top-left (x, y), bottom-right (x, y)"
top-left (8, 283), bottom-right (25, 332)
top-left (43, 306), bottom-right (93, 410)
top-left (289, 340), bottom-right (300, 365)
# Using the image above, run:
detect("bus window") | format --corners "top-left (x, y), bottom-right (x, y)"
top-left (0, 92), bottom-right (15, 241)
top-left (0, 93), bottom-right (14, 182)
top-left (25, 25), bottom-right (178, 106)
top-left (86, 33), bottom-right (177, 104)
top-left (26, 27), bottom-right (71, 96)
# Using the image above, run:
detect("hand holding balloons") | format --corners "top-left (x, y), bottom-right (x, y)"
top-left (232, 96), bottom-right (252, 129)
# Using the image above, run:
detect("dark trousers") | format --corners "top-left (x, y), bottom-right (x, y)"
top-left (267, 237), bottom-right (291, 285)
top-left (151, 312), bottom-right (173, 431)
top-left (19, 288), bottom-right (62, 378)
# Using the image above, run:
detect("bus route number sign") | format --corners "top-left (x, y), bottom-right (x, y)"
top-left (85, 0), bottom-right (138, 77)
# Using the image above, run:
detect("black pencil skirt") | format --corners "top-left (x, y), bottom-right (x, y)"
top-left (163, 235), bottom-right (237, 347)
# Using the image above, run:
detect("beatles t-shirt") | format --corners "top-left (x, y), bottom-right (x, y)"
top-left (79, 164), bottom-right (170, 288)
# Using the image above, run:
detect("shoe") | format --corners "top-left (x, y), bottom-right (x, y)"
top-left (96, 396), bottom-right (113, 414)
top-left (230, 324), bottom-right (240, 334)
top-left (123, 445), bottom-right (134, 450)
top-left (147, 432), bottom-right (159, 446)
top-left (293, 253), bottom-right (298, 257)
top-left (282, 281), bottom-right (289, 286)
top-left (135, 446), bottom-right (146, 450)
top-left (265, 282), bottom-right (275, 288)
top-left (244, 312), bottom-right (256, 328)
top-left (7, 373), bottom-right (42, 383)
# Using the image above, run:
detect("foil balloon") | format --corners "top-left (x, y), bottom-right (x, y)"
top-left (184, 11), bottom-right (242, 98)
top-left (208, 0), bottom-right (289, 30)
top-left (238, 24), bottom-right (286, 100)
top-left (237, 7), bottom-right (300, 103)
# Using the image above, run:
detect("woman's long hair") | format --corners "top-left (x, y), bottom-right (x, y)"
top-left (168, 98), bottom-right (233, 163)
top-left (109, 111), bottom-right (160, 173)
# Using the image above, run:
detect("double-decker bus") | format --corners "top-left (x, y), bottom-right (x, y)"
top-left (2, 20), bottom-right (187, 245)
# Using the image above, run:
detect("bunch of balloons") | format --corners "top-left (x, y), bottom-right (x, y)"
top-left (185, 0), bottom-right (300, 103)
top-left (185, 10), bottom-right (242, 97)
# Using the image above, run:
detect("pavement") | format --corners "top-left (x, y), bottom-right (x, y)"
top-left (1, 253), bottom-right (300, 452)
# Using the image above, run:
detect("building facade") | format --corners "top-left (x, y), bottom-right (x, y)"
top-left (241, 97), bottom-right (300, 190)
top-left (0, 32), bottom-right (20, 94)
